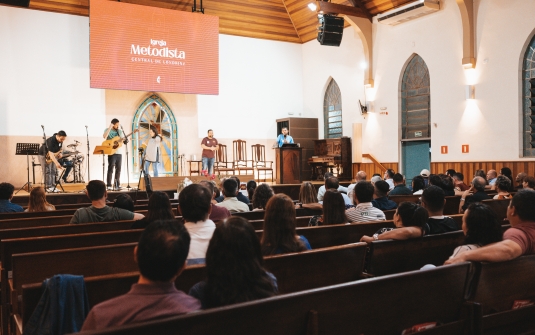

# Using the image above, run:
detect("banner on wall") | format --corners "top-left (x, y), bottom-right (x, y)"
top-left (89, 0), bottom-right (219, 95)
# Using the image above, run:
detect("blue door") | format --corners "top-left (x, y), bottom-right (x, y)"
top-left (401, 141), bottom-right (430, 187)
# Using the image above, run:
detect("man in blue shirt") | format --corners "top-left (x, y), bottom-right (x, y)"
top-left (0, 183), bottom-right (24, 213)
top-left (276, 127), bottom-right (294, 147)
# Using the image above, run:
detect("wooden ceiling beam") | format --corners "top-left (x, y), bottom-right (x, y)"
top-left (316, 1), bottom-right (367, 19)
top-left (348, 0), bottom-right (372, 21)
top-left (281, 0), bottom-right (303, 43)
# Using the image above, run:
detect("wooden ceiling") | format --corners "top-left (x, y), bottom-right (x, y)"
top-left (22, 0), bottom-right (415, 43)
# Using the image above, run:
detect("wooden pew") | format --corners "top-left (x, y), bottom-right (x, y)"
top-left (481, 199), bottom-right (509, 222)
top-left (19, 243), bottom-right (367, 332)
top-left (444, 196), bottom-right (462, 215)
top-left (0, 215), bottom-right (72, 230)
top-left (233, 208), bottom-right (322, 221)
top-left (365, 230), bottom-right (466, 276)
top-left (383, 209), bottom-right (395, 220)
top-left (0, 209), bottom-right (77, 220)
top-left (249, 216), bottom-right (312, 230)
top-left (73, 263), bottom-right (473, 335)
top-left (467, 255), bottom-right (535, 335)
top-left (389, 194), bottom-right (420, 204)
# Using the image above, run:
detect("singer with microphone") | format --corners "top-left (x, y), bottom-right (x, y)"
top-left (276, 127), bottom-right (294, 147)
top-left (103, 118), bottom-right (124, 190)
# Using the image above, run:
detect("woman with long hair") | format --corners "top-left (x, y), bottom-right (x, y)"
top-left (299, 182), bottom-right (317, 204)
top-left (322, 189), bottom-right (348, 225)
top-left (252, 183), bottom-right (274, 210)
top-left (411, 176), bottom-right (426, 195)
top-left (261, 194), bottom-right (311, 255)
top-left (189, 216), bottom-right (278, 308)
top-left (26, 187), bottom-right (55, 212)
top-left (360, 202), bottom-right (428, 242)
top-left (132, 191), bottom-right (175, 229)
top-left (144, 124), bottom-right (162, 177)
top-left (246, 180), bottom-right (257, 201)
top-left (449, 203), bottom-right (502, 258)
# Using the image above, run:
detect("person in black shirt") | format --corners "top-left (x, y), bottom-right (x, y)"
top-left (421, 185), bottom-right (458, 235)
top-left (38, 131), bottom-right (67, 192)
top-left (459, 176), bottom-right (491, 213)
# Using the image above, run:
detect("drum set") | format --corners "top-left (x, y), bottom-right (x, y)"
top-left (58, 141), bottom-right (85, 183)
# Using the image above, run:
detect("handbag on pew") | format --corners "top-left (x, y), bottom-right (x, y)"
top-left (308, 215), bottom-right (323, 227)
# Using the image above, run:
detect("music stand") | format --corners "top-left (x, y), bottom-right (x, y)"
top-left (93, 146), bottom-right (115, 186)
top-left (15, 143), bottom-right (40, 194)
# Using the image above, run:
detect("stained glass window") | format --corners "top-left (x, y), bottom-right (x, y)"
top-left (523, 35), bottom-right (535, 156)
top-left (401, 54), bottom-right (431, 140)
top-left (324, 79), bottom-right (343, 138)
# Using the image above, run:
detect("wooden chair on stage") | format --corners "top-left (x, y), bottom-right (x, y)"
top-left (214, 144), bottom-right (235, 176)
top-left (233, 140), bottom-right (254, 176)
top-left (251, 144), bottom-right (273, 182)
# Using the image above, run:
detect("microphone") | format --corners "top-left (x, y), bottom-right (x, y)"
top-left (85, 125), bottom-right (88, 128)
top-left (41, 125), bottom-right (44, 129)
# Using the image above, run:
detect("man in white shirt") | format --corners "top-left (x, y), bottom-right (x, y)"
top-left (317, 172), bottom-right (348, 201)
top-left (384, 169), bottom-right (395, 191)
top-left (178, 184), bottom-right (216, 264)
top-left (347, 171), bottom-right (367, 205)
top-left (216, 179), bottom-right (250, 213)
top-left (346, 181), bottom-right (386, 223)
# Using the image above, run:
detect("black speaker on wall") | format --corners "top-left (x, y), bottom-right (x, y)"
top-left (0, 0), bottom-right (30, 7)
top-left (317, 15), bottom-right (344, 47)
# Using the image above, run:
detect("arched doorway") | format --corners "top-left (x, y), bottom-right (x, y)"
top-left (131, 94), bottom-right (179, 176)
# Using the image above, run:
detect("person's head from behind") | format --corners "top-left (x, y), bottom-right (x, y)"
top-left (440, 174), bottom-right (454, 192)
top-left (325, 176), bottom-right (339, 190)
top-left (500, 167), bottom-right (512, 179)
top-left (113, 194), bottom-right (134, 212)
top-left (178, 184), bottom-right (212, 222)
top-left (392, 173), bottom-right (404, 186)
top-left (86, 180), bottom-right (107, 201)
top-left (146, 191), bottom-right (174, 222)
top-left (355, 181), bottom-right (375, 204)
top-left (523, 176), bottom-right (535, 189)
top-left (421, 185), bottom-right (445, 214)
top-left (136, 220), bottom-right (190, 282)
top-left (452, 173), bottom-right (465, 184)
top-left (323, 172), bottom-right (334, 181)
top-left (262, 194), bottom-right (304, 255)
top-left (28, 186), bottom-right (52, 211)
top-left (428, 174), bottom-right (442, 188)
top-left (462, 203), bottom-right (502, 246)
top-left (199, 180), bottom-right (216, 199)
top-left (0, 182), bottom-right (15, 201)
top-left (412, 176), bottom-right (425, 193)
top-left (472, 176), bottom-right (486, 192)
top-left (246, 180), bottom-right (257, 200)
top-left (374, 180), bottom-right (390, 198)
top-left (299, 182), bottom-right (317, 204)
top-left (355, 171), bottom-right (367, 182)
top-left (475, 169), bottom-right (487, 181)
top-left (394, 202), bottom-right (428, 229)
top-left (495, 176), bottom-right (512, 193)
top-left (222, 178), bottom-right (238, 198)
top-left (204, 216), bottom-right (275, 308)
top-left (252, 184), bottom-right (274, 210)
top-left (322, 189), bottom-right (348, 225)
top-left (446, 169), bottom-right (456, 177)
top-left (509, 189), bottom-right (535, 224)
top-left (370, 175), bottom-right (382, 185)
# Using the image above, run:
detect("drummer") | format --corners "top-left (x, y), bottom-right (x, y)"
top-left (59, 142), bottom-right (79, 183)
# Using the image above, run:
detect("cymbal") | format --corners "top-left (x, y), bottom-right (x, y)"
top-left (67, 144), bottom-right (79, 148)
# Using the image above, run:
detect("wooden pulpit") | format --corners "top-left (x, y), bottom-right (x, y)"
top-left (275, 146), bottom-right (302, 184)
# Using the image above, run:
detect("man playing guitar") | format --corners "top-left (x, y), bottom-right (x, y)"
top-left (38, 131), bottom-right (67, 193)
top-left (103, 119), bottom-right (125, 190)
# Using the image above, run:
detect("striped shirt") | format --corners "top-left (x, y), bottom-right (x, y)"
top-left (346, 203), bottom-right (386, 223)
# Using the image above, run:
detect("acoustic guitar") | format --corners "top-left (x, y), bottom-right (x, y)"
top-left (101, 129), bottom-right (139, 155)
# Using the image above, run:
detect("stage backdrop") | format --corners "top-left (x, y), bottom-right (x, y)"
top-left (89, 0), bottom-right (219, 95)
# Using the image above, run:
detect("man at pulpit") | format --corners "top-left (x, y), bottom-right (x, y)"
top-left (276, 127), bottom-right (294, 147)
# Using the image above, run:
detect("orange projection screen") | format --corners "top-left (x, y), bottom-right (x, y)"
top-left (90, 0), bottom-right (219, 94)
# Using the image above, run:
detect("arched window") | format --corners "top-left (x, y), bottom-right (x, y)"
top-left (323, 79), bottom-right (343, 138)
top-left (131, 95), bottom-right (179, 176)
top-left (401, 54), bottom-right (431, 140)
top-left (522, 35), bottom-right (535, 156)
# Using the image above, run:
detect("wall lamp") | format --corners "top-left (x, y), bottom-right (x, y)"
top-left (465, 85), bottom-right (475, 100)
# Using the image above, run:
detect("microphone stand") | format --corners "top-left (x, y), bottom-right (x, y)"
top-left (121, 125), bottom-right (132, 190)
top-left (85, 126), bottom-right (90, 182)
top-left (41, 126), bottom-right (50, 192)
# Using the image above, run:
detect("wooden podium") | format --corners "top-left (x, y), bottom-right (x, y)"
top-left (275, 146), bottom-right (302, 184)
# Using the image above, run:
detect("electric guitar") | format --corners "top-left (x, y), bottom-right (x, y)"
top-left (45, 150), bottom-right (79, 164)
top-left (101, 129), bottom-right (139, 154)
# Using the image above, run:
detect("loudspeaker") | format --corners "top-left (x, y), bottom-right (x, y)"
top-left (0, 0), bottom-right (30, 7)
top-left (317, 15), bottom-right (344, 47)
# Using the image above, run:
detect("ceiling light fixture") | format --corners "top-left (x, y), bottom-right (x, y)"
top-left (308, 2), bottom-right (317, 11)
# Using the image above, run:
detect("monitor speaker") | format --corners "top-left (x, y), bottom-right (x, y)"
top-left (317, 15), bottom-right (344, 47)
top-left (0, 0), bottom-right (30, 7)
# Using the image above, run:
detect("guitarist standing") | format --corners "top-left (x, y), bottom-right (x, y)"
top-left (38, 131), bottom-right (67, 193)
top-left (103, 119), bottom-right (124, 190)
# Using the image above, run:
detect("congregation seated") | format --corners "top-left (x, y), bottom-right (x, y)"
top-left (320, 189), bottom-right (349, 225)
top-left (298, 181), bottom-right (318, 204)
top-left (371, 181), bottom-right (397, 210)
top-left (246, 180), bottom-right (257, 201)
top-left (449, 203), bottom-right (503, 259)
top-left (360, 201), bottom-right (428, 242)
top-left (113, 193), bottom-right (134, 212)
top-left (215, 176), bottom-right (250, 205)
top-left (132, 191), bottom-right (175, 229)
top-left (261, 194), bottom-right (311, 255)
top-left (499, 167), bottom-right (514, 190)
top-left (81, 220), bottom-right (200, 331)
top-left (522, 175), bottom-right (535, 191)
top-left (515, 172), bottom-right (527, 189)
top-left (198, 181), bottom-right (231, 222)
top-left (317, 172), bottom-right (347, 201)
top-left (459, 176), bottom-right (491, 214)
top-left (189, 217), bottom-right (278, 309)
top-left (216, 179), bottom-right (250, 213)
top-left (347, 170), bottom-right (367, 204)
top-left (411, 175), bottom-right (426, 195)
top-left (493, 176), bottom-right (512, 199)
top-left (321, 177), bottom-right (351, 206)
top-left (251, 183), bottom-right (274, 211)
top-left (452, 172), bottom-right (469, 194)
top-left (422, 186), bottom-right (458, 234)
top-left (346, 181), bottom-right (386, 223)
top-left (388, 173), bottom-right (412, 196)
top-left (447, 189), bottom-right (535, 264)
top-left (25, 186), bottom-right (55, 212)
top-left (70, 180), bottom-right (144, 224)
top-left (0, 182), bottom-right (23, 213)
top-left (428, 174), bottom-right (455, 196)
top-left (179, 184), bottom-right (216, 265)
